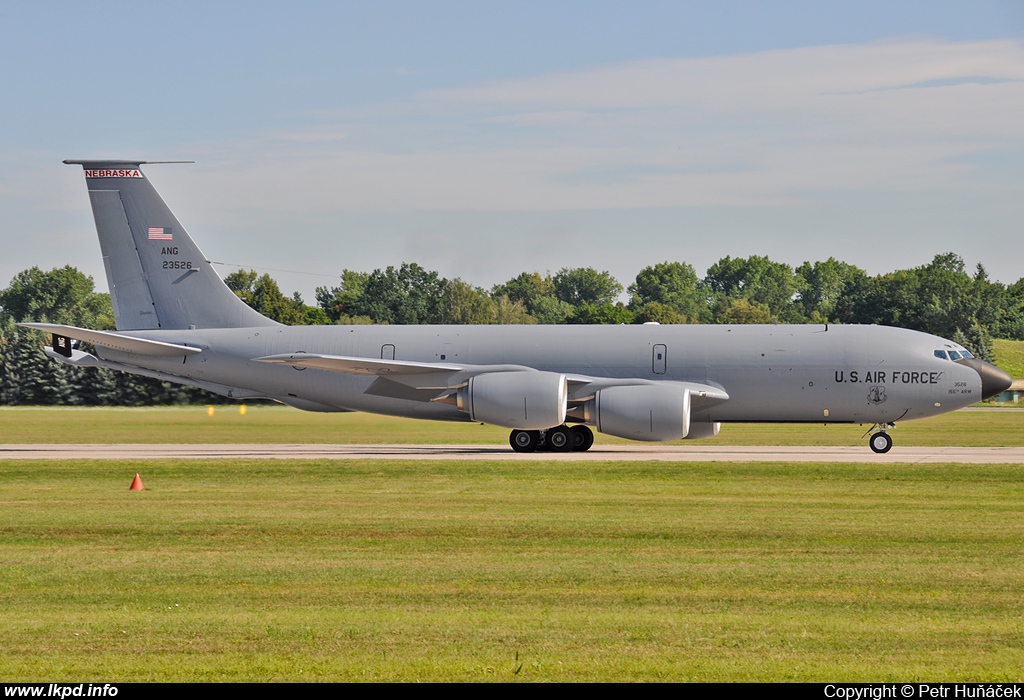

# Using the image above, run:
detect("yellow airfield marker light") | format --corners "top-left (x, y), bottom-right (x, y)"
top-left (240, 404), bottom-right (247, 415)
top-left (207, 405), bottom-right (215, 416)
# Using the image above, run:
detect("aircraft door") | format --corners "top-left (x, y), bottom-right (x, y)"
top-left (653, 344), bottom-right (667, 374)
top-left (381, 344), bottom-right (395, 360)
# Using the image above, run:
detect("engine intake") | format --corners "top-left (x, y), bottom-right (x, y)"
top-left (585, 384), bottom-right (691, 441)
top-left (458, 371), bottom-right (567, 430)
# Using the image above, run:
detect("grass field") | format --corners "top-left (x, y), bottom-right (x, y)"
top-left (2, 457), bottom-right (1023, 681)
top-left (2, 407), bottom-right (1023, 681)
top-left (1, 404), bottom-right (1023, 446)
top-left (993, 339), bottom-right (1024, 381)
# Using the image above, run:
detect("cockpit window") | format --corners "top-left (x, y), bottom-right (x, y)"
top-left (934, 350), bottom-right (948, 360)
top-left (939, 342), bottom-right (974, 360)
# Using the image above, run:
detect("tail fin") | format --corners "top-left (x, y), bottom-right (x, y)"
top-left (64, 160), bottom-right (278, 330)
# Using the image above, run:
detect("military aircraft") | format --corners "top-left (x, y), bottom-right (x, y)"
top-left (21, 160), bottom-right (1012, 454)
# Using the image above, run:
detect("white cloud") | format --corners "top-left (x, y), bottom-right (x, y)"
top-left (426, 38), bottom-right (1024, 109)
top-left (14, 37), bottom-right (1024, 297)
top-left (193, 38), bottom-right (1024, 215)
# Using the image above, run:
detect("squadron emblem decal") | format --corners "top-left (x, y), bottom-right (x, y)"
top-left (867, 385), bottom-right (887, 405)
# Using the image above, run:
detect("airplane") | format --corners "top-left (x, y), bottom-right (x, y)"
top-left (20, 160), bottom-right (1012, 454)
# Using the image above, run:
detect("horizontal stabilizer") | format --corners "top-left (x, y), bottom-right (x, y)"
top-left (43, 345), bottom-right (264, 400)
top-left (254, 353), bottom-right (464, 375)
top-left (44, 347), bottom-right (102, 367)
top-left (20, 323), bottom-right (202, 357)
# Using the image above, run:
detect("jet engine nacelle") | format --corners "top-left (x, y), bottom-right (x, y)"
top-left (683, 421), bottom-right (721, 440)
top-left (585, 384), bottom-right (691, 441)
top-left (458, 371), bottom-right (567, 430)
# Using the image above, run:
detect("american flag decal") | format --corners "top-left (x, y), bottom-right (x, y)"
top-left (148, 227), bottom-right (172, 241)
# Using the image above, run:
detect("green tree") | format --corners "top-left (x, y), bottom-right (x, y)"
top-left (833, 253), bottom-right (1006, 354)
top-left (437, 281), bottom-right (534, 325)
top-left (333, 263), bottom-right (447, 324)
top-left (716, 297), bottom-right (773, 324)
top-left (491, 271), bottom-right (572, 324)
top-left (224, 269), bottom-right (306, 325)
top-left (0, 266), bottom-right (113, 328)
top-left (0, 266), bottom-right (238, 406)
top-left (705, 255), bottom-right (802, 323)
top-left (954, 324), bottom-right (995, 363)
top-left (568, 302), bottom-right (634, 325)
top-left (316, 270), bottom-right (370, 322)
top-left (851, 253), bottom-right (981, 338)
top-left (490, 295), bottom-right (536, 324)
top-left (995, 277), bottom-right (1024, 340)
top-left (0, 268), bottom-right (110, 405)
top-left (438, 279), bottom-right (498, 325)
top-left (916, 253), bottom-right (978, 338)
top-left (303, 306), bottom-right (331, 325)
top-left (628, 261), bottom-right (709, 322)
top-left (223, 269), bottom-right (258, 300)
top-left (553, 267), bottom-right (623, 307)
top-left (964, 263), bottom-right (1024, 343)
top-left (632, 302), bottom-right (689, 325)
top-left (491, 271), bottom-right (553, 307)
top-left (795, 258), bottom-right (868, 323)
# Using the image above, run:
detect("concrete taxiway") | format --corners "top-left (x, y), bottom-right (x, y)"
top-left (1, 444), bottom-right (1023, 463)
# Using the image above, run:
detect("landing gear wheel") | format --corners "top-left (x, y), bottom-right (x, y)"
top-left (510, 429), bottom-right (540, 453)
top-left (869, 432), bottom-right (893, 454)
top-left (546, 425), bottom-right (574, 453)
top-left (570, 425), bottom-right (595, 452)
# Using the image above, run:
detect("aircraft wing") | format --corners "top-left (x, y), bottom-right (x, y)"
top-left (18, 323), bottom-right (202, 357)
top-left (254, 352), bottom-right (549, 392)
top-left (256, 352), bottom-right (611, 392)
top-left (253, 352), bottom-right (729, 406)
top-left (254, 353), bottom-right (465, 375)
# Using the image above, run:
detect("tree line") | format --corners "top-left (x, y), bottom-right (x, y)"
top-left (2, 252), bottom-right (1022, 404)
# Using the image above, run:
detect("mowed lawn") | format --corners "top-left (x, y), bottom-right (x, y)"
top-left (2, 404), bottom-right (1024, 446)
top-left (1, 458), bottom-right (1023, 681)
top-left (993, 339), bottom-right (1024, 381)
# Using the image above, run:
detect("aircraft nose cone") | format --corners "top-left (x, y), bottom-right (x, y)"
top-left (956, 358), bottom-right (1013, 401)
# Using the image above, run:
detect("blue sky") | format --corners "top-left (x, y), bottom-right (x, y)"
top-left (2, 1), bottom-right (1023, 302)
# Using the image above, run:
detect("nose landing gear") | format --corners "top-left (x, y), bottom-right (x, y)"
top-left (865, 423), bottom-right (895, 453)
top-left (509, 425), bottom-right (595, 453)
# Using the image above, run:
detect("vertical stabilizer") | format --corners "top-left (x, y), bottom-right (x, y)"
top-left (64, 160), bottom-right (278, 330)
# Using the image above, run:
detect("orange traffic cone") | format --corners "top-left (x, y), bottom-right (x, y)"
top-left (129, 473), bottom-right (145, 491)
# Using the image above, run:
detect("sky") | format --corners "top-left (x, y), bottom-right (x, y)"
top-left (2, 1), bottom-right (1023, 303)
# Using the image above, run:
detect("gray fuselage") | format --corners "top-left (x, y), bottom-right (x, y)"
top-left (105, 322), bottom-right (983, 425)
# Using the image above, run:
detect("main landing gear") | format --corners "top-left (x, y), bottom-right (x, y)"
top-left (865, 423), bottom-right (895, 454)
top-left (509, 425), bottom-right (595, 453)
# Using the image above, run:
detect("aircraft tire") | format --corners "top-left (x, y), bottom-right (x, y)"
top-left (869, 432), bottom-right (893, 454)
top-left (510, 429), bottom-right (540, 453)
top-left (570, 425), bottom-right (595, 452)
top-left (546, 425), bottom-right (574, 452)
